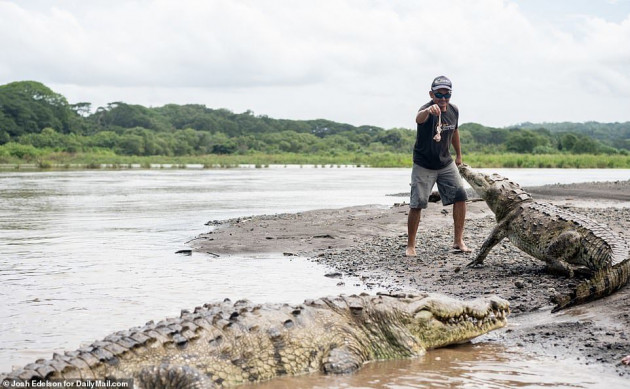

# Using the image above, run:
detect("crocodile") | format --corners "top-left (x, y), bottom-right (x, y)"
top-left (1, 292), bottom-right (509, 388)
top-left (459, 164), bottom-right (630, 312)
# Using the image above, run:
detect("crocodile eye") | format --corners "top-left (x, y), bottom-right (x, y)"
top-left (414, 310), bottom-right (433, 322)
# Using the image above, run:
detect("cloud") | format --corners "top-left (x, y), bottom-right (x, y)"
top-left (0, 0), bottom-right (629, 128)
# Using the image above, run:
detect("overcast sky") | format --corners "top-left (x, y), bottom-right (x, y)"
top-left (1, 0), bottom-right (629, 129)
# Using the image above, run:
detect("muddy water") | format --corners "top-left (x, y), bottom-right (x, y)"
top-left (0, 167), bottom-right (406, 372)
top-left (255, 342), bottom-right (626, 388)
top-left (2, 166), bottom-right (630, 386)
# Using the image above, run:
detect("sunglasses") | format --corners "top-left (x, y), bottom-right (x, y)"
top-left (434, 92), bottom-right (451, 99)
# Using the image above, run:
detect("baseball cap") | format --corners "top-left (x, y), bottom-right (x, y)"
top-left (431, 76), bottom-right (452, 91)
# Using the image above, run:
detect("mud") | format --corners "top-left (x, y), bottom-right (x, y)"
top-left (192, 179), bottom-right (630, 378)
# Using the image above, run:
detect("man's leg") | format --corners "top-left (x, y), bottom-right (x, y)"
top-left (406, 208), bottom-right (421, 256)
top-left (452, 200), bottom-right (470, 252)
top-left (435, 162), bottom-right (470, 253)
top-left (407, 163), bottom-right (435, 256)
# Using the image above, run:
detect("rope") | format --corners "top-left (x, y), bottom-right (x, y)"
top-left (433, 110), bottom-right (442, 142)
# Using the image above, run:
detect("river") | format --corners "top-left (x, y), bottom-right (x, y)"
top-left (1, 166), bottom-right (629, 387)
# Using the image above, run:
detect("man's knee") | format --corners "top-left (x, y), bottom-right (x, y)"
top-left (408, 207), bottom-right (421, 219)
top-left (453, 201), bottom-right (466, 210)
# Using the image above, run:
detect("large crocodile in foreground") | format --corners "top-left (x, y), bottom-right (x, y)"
top-left (1, 292), bottom-right (509, 388)
top-left (459, 164), bottom-right (630, 312)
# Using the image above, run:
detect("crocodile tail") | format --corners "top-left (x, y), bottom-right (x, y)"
top-left (552, 259), bottom-right (630, 313)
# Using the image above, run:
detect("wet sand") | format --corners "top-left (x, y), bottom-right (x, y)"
top-left (191, 179), bottom-right (630, 379)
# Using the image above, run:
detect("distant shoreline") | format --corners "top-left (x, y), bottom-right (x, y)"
top-left (2, 157), bottom-right (630, 171)
top-left (1, 150), bottom-right (630, 169)
top-left (525, 180), bottom-right (630, 201)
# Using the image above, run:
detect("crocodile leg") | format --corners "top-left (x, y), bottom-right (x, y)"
top-left (322, 345), bottom-right (366, 374)
top-left (467, 221), bottom-right (509, 267)
top-left (137, 364), bottom-right (216, 389)
top-left (543, 231), bottom-right (582, 277)
top-left (543, 231), bottom-right (594, 277)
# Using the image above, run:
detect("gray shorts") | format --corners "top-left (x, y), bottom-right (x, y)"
top-left (410, 162), bottom-right (468, 209)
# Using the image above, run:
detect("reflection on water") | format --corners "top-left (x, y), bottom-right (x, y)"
top-left (1, 167), bottom-right (630, 384)
top-left (255, 343), bottom-right (626, 389)
top-left (1, 167), bottom-right (408, 372)
top-left (1, 251), bottom-right (368, 372)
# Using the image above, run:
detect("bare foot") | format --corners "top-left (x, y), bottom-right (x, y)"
top-left (405, 247), bottom-right (417, 257)
top-left (453, 244), bottom-right (472, 253)
top-left (622, 355), bottom-right (630, 365)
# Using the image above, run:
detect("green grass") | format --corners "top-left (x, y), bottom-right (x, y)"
top-left (1, 148), bottom-right (629, 169)
top-left (464, 152), bottom-right (630, 168)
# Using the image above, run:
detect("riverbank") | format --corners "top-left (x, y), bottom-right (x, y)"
top-left (192, 179), bottom-right (630, 379)
top-left (1, 150), bottom-right (630, 169)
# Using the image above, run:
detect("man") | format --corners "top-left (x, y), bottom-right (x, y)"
top-left (406, 75), bottom-right (469, 256)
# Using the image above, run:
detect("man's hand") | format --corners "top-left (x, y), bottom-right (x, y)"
top-left (416, 104), bottom-right (440, 124)
top-left (426, 104), bottom-right (440, 115)
top-left (455, 155), bottom-right (463, 166)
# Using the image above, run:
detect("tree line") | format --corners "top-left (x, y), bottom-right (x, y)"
top-left (1, 81), bottom-right (628, 160)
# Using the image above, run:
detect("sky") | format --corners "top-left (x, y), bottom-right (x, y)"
top-left (1, 0), bottom-right (629, 129)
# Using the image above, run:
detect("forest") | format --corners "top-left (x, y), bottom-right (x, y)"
top-left (1, 81), bottom-right (629, 167)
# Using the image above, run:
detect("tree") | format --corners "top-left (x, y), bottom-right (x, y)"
top-left (571, 136), bottom-right (598, 154)
top-left (558, 133), bottom-right (579, 152)
top-left (116, 133), bottom-right (145, 155)
top-left (173, 129), bottom-right (200, 155)
top-left (505, 130), bottom-right (549, 153)
top-left (0, 81), bottom-right (79, 136)
top-left (19, 127), bottom-right (65, 148)
top-left (0, 130), bottom-right (9, 145)
top-left (210, 132), bottom-right (237, 154)
top-left (459, 123), bottom-right (509, 145)
top-left (89, 131), bottom-right (120, 149)
top-left (71, 102), bottom-right (92, 117)
top-left (90, 102), bottom-right (170, 132)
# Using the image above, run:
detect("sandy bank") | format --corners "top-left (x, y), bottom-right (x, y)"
top-left (190, 179), bottom-right (630, 378)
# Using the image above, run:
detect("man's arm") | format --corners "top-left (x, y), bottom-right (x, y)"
top-left (416, 104), bottom-right (439, 124)
top-left (451, 128), bottom-right (463, 165)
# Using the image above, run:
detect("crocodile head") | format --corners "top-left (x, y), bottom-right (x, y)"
top-left (400, 293), bottom-right (510, 349)
top-left (458, 164), bottom-right (532, 218)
